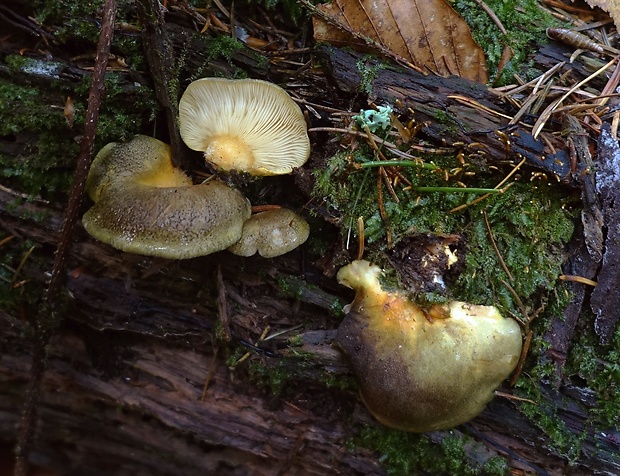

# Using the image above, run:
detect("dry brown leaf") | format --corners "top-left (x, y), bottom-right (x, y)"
top-left (312, 0), bottom-right (488, 83)
top-left (581, 0), bottom-right (620, 29)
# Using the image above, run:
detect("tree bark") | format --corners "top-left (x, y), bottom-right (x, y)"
top-left (2, 3), bottom-right (620, 475)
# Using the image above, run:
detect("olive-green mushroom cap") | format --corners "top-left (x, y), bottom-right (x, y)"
top-left (335, 260), bottom-right (523, 433)
top-left (227, 208), bottom-right (310, 258)
top-left (82, 135), bottom-right (251, 259)
top-left (179, 78), bottom-right (310, 176)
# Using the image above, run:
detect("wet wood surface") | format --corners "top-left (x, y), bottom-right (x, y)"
top-left (1, 5), bottom-right (620, 475)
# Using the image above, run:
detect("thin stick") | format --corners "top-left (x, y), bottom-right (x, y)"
top-left (447, 95), bottom-right (513, 120)
top-left (11, 245), bottom-right (35, 286)
top-left (509, 330), bottom-right (533, 387)
top-left (308, 126), bottom-right (455, 155)
top-left (376, 173), bottom-right (392, 249)
top-left (558, 274), bottom-right (597, 286)
top-left (472, 0), bottom-right (507, 35)
top-left (357, 159), bottom-right (439, 171)
top-left (356, 216), bottom-right (365, 260)
top-left (532, 55), bottom-right (619, 138)
top-left (494, 157), bottom-right (526, 190)
top-left (414, 186), bottom-right (503, 194)
top-left (201, 347), bottom-right (220, 400)
top-left (13, 3), bottom-right (117, 475)
top-left (0, 235), bottom-right (15, 247)
top-left (501, 279), bottom-right (529, 323)
top-left (216, 265), bottom-right (231, 341)
top-left (484, 211), bottom-right (514, 282)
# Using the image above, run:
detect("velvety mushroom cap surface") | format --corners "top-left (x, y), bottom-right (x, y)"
top-left (335, 260), bottom-right (523, 433)
top-left (179, 78), bottom-right (310, 176)
top-left (83, 135), bottom-right (251, 259)
top-left (227, 208), bottom-right (310, 258)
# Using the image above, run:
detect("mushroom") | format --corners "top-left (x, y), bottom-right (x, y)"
top-left (227, 208), bottom-right (310, 258)
top-left (178, 78), bottom-right (310, 176)
top-left (335, 260), bottom-right (523, 433)
top-left (82, 135), bottom-right (251, 259)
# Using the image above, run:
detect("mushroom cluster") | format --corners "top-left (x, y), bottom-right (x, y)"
top-left (83, 135), bottom-right (253, 259)
top-left (82, 78), bottom-right (310, 259)
top-left (335, 260), bottom-right (523, 433)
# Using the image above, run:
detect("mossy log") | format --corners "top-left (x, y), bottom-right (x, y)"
top-left (1, 2), bottom-right (620, 475)
top-left (319, 46), bottom-right (579, 185)
top-left (0, 181), bottom-right (618, 475)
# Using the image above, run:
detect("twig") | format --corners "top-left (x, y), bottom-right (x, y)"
top-left (509, 329), bottom-right (533, 386)
top-left (356, 216), bottom-right (365, 260)
top-left (216, 264), bottom-right (231, 341)
top-left (532, 55), bottom-right (619, 138)
top-left (308, 126), bottom-right (455, 155)
top-left (472, 0), bottom-right (507, 35)
top-left (356, 159), bottom-right (438, 171)
top-left (201, 346), bottom-right (220, 400)
top-left (13, 2), bottom-right (117, 475)
top-left (558, 274), bottom-right (597, 286)
top-left (484, 210), bottom-right (514, 282)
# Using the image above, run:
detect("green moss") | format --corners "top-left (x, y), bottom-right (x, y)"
top-left (206, 35), bottom-right (245, 64)
top-left (247, 359), bottom-right (292, 396)
top-left (1, 57), bottom-right (157, 199)
top-left (354, 425), bottom-right (508, 475)
top-left (356, 57), bottom-right (388, 95)
top-left (453, 183), bottom-right (575, 316)
top-left (276, 275), bottom-right (346, 318)
top-left (32, 0), bottom-right (140, 46)
top-left (0, 78), bottom-right (75, 198)
top-left (321, 371), bottom-right (357, 391)
top-left (315, 147), bottom-right (574, 317)
top-left (287, 334), bottom-right (304, 347)
top-left (516, 390), bottom-right (584, 462)
top-left (314, 149), bottom-right (463, 245)
top-left (566, 325), bottom-right (620, 428)
top-left (452, 0), bottom-right (558, 84)
top-left (242, 0), bottom-right (306, 25)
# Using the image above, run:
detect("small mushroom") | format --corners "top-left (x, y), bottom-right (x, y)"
top-left (335, 260), bottom-right (523, 433)
top-left (179, 78), bottom-right (310, 176)
top-left (83, 135), bottom-right (251, 259)
top-left (227, 208), bottom-right (310, 258)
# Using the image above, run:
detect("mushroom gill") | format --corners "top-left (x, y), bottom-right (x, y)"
top-left (179, 78), bottom-right (310, 176)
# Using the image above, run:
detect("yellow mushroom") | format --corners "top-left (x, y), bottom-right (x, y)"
top-left (82, 135), bottom-right (251, 259)
top-left (227, 208), bottom-right (310, 258)
top-left (335, 260), bottom-right (523, 433)
top-left (178, 78), bottom-right (310, 176)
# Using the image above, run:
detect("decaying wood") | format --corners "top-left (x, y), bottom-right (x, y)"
top-left (2, 3), bottom-right (620, 475)
top-left (590, 124), bottom-right (620, 344)
top-left (320, 46), bottom-right (575, 184)
top-left (1, 173), bottom-right (620, 475)
top-left (12, 2), bottom-right (117, 475)
top-left (135, 0), bottom-right (186, 168)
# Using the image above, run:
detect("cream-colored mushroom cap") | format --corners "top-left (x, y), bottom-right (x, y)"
top-left (227, 208), bottom-right (310, 258)
top-left (179, 78), bottom-right (310, 176)
top-left (82, 135), bottom-right (252, 259)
